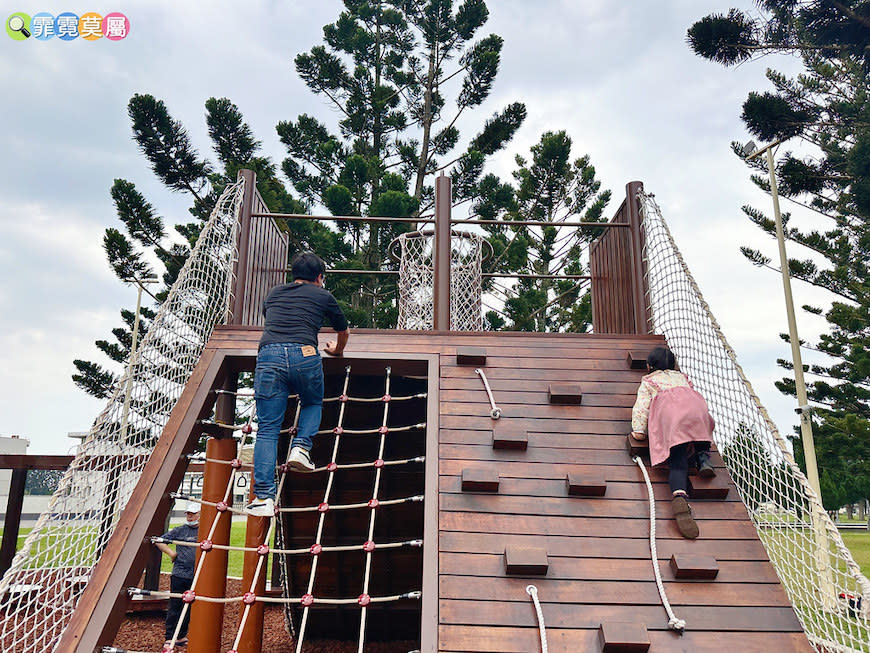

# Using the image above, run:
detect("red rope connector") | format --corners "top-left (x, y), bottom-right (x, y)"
top-left (318, 502), bottom-right (330, 513)
top-left (309, 543), bottom-right (323, 556)
top-left (363, 540), bottom-right (376, 552)
top-left (367, 498), bottom-right (379, 509)
top-left (378, 426), bottom-right (389, 435)
top-left (199, 539), bottom-right (213, 551)
top-left (181, 590), bottom-right (196, 603)
top-left (241, 424), bottom-right (253, 435)
top-left (230, 458), bottom-right (242, 469)
top-left (326, 462), bottom-right (338, 472)
top-left (242, 591), bottom-right (257, 605)
top-left (373, 458), bottom-right (385, 468)
top-left (301, 593), bottom-right (314, 606)
top-left (382, 394), bottom-right (391, 403)
top-left (339, 394), bottom-right (348, 403)
top-left (216, 501), bottom-right (228, 512)
top-left (333, 426), bottom-right (343, 435)
top-left (358, 593), bottom-right (371, 606)
top-left (256, 544), bottom-right (269, 556)
top-left (289, 426), bottom-right (298, 435)
top-left (278, 463), bottom-right (289, 474)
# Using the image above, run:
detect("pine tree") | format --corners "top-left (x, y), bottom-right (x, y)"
top-left (476, 131), bottom-right (610, 332)
top-left (74, 94), bottom-right (338, 399)
top-left (278, 0), bottom-right (526, 327)
top-left (688, 1), bottom-right (870, 510)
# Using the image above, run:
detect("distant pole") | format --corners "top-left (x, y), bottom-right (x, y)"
top-left (434, 174), bottom-right (452, 331)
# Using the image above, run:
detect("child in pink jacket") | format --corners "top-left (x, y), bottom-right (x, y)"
top-left (631, 346), bottom-right (715, 538)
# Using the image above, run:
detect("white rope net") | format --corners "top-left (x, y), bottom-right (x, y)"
top-left (0, 180), bottom-right (245, 653)
top-left (640, 190), bottom-right (870, 652)
top-left (396, 230), bottom-right (484, 331)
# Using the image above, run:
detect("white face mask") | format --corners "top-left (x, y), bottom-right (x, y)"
top-left (185, 518), bottom-right (199, 528)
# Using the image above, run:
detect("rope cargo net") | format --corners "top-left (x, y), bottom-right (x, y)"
top-left (640, 190), bottom-right (870, 652)
top-left (395, 230), bottom-right (483, 331)
top-left (0, 180), bottom-right (246, 653)
top-left (136, 364), bottom-right (425, 653)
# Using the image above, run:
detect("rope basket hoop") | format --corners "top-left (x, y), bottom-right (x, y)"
top-left (392, 230), bottom-right (488, 332)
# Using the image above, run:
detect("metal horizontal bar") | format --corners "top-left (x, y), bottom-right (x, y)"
top-left (321, 269), bottom-right (592, 280)
top-left (252, 212), bottom-right (434, 224)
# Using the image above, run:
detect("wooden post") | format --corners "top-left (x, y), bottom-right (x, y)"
top-left (0, 468), bottom-right (27, 577)
top-left (188, 375), bottom-right (238, 653)
top-left (625, 181), bottom-right (649, 334)
top-left (433, 175), bottom-right (452, 331)
top-left (231, 169), bottom-right (257, 325)
top-left (236, 510), bottom-right (270, 653)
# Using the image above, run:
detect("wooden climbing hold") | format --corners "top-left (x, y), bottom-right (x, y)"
top-left (669, 553), bottom-right (719, 580)
top-left (456, 346), bottom-right (486, 365)
top-left (504, 545), bottom-right (548, 575)
top-left (626, 351), bottom-right (648, 370)
top-left (626, 432), bottom-right (649, 457)
top-left (492, 422), bottom-right (528, 450)
top-left (566, 471), bottom-right (607, 497)
top-left (598, 622), bottom-right (650, 652)
top-left (461, 467), bottom-right (500, 493)
top-left (548, 384), bottom-right (582, 405)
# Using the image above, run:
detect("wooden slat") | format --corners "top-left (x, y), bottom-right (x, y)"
top-left (627, 351), bottom-right (648, 369)
top-left (456, 346), bottom-right (486, 365)
top-left (438, 625), bottom-right (813, 653)
top-left (440, 553), bottom-right (780, 584)
top-left (440, 600), bottom-right (802, 631)
top-left (491, 423), bottom-right (528, 450)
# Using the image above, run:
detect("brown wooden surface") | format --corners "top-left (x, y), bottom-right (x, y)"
top-left (504, 546), bottom-right (548, 576)
top-left (566, 471), bottom-right (607, 496)
top-left (461, 467), bottom-right (499, 493)
top-left (79, 326), bottom-right (808, 652)
top-left (455, 346), bottom-right (486, 366)
top-left (548, 383), bottom-right (583, 405)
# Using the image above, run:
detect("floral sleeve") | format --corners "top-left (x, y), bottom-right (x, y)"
top-left (631, 379), bottom-right (654, 433)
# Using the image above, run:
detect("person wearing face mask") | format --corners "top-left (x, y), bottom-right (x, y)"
top-left (155, 501), bottom-right (201, 648)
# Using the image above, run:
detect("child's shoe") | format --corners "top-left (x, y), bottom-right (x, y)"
top-left (672, 494), bottom-right (699, 539)
top-left (696, 451), bottom-right (716, 478)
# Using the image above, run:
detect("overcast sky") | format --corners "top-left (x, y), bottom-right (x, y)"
top-left (0, 0), bottom-right (826, 455)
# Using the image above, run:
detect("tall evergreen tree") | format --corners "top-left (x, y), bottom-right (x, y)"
top-left (688, 1), bottom-right (870, 511)
top-left (74, 95), bottom-right (341, 399)
top-left (476, 131), bottom-right (610, 331)
top-left (277, 0), bottom-right (526, 327)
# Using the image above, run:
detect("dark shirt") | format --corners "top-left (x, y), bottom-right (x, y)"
top-left (259, 282), bottom-right (348, 349)
top-left (161, 523), bottom-right (199, 579)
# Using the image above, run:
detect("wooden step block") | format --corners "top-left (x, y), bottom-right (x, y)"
top-left (456, 347), bottom-right (486, 366)
top-left (598, 622), bottom-right (650, 652)
top-left (461, 467), bottom-right (500, 493)
top-left (688, 473), bottom-right (730, 500)
top-left (492, 423), bottom-right (528, 451)
top-left (670, 553), bottom-right (719, 580)
top-left (548, 384), bottom-right (582, 405)
top-left (626, 433), bottom-right (649, 458)
top-left (504, 546), bottom-right (548, 576)
top-left (566, 471), bottom-right (607, 497)
top-left (627, 352), bottom-right (647, 370)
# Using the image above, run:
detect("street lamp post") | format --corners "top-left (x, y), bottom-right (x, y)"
top-left (743, 139), bottom-right (834, 608)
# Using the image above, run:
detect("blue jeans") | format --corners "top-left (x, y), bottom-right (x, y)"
top-left (253, 343), bottom-right (324, 499)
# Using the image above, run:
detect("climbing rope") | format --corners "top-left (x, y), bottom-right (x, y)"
top-left (632, 455), bottom-right (686, 633)
top-left (525, 585), bottom-right (548, 653)
top-left (474, 368), bottom-right (502, 419)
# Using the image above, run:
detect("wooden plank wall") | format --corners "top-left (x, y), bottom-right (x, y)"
top-left (240, 188), bottom-right (289, 325)
top-left (207, 327), bottom-right (812, 653)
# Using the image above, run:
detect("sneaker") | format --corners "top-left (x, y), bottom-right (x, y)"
top-left (697, 452), bottom-right (716, 478)
top-left (672, 495), bottom-right (699, 539)
top-left (245, 496), bottom-right (275, 517)
top-left (288, 446), bottom-right (315, 472)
